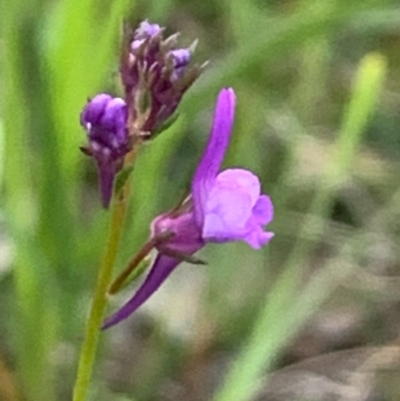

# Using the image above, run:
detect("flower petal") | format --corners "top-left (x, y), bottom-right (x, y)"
top-left (201, 168), bottom-right (263, 242)
top-left (102, 254), bottom-right (180, 329)
top-left (252, 195), bottom-right (274, 225)
top-left (192, 88), bottom-right (236, 226)
top-left (244, 228), bottom-right (274, 249)
top-left (242, 195), bottom-right (274, 248)
top-left (201, 168), bottom-right (274, 248)
top-left (202, 184), bottom-right (253, 243)
top-left (216, 169), bottom-right (261, 206)
top-left (134, 20), bottom-right (162, 40)
top-left (80, 94), bottom-right (113, 128)
top-left (102, 98), bottom-right (127, 136)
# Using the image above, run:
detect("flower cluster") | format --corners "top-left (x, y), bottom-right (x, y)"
top-left (79, 20), bottom-right (274, 329)
top-left (122, 20), bottom-right (204, 136)
top-left (80, 20), bottom-right (203, 208)
top-left (102, 88), bottom-right (274, 329)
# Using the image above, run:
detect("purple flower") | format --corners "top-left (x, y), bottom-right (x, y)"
top-left (121, 20), bottom-right (205, 137)
top-left (80, 94), bottom-right (131, 208)
top-left (103, 88), bottom-right (274, 329)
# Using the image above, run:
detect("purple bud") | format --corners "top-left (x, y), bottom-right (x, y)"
top-left (134, 20), bottom-right (162, 40)
top-left (80, 94), bottom-right (113, 128)
top-left (100, 98), bottom-right (127, 138)
top-left (80, 94), bottom-right (131, 208)
top-left (131, 39), bottom-right (144, 51)
top-left (169, 49), bottom-right (191, 68)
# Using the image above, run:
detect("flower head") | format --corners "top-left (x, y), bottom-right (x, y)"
top-left (121, 20), bottom-right (205, 137)
top-left (103, 88), bottom-right (274, 329)
top-left (80, 94), bottom-right (131, 208)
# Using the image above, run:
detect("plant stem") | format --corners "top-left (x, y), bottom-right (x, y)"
top-left (108, 237), bottom-right (156, 294)
top-left (72, 141), bottom-right (141, 401)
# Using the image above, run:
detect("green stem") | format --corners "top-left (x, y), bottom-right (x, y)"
top-left (72, 142), bottom-right (140, 401)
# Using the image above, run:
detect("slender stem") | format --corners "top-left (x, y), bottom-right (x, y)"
top-left (108, 237), bottom-right (157, 294)
top-left (72, 140), bottom-right (141, 401)
top-left (108, 231), bottom-right (175, 294)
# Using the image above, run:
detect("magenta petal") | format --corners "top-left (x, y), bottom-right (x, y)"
top-left (252, 195), bottom-right (274, 225)
top-left (202, 186), bottom-right (252, 242)
top-left (202, 169), bottom-right (261, 242)
top-left (215, 169), bottom-right (261, 205)
top-left (102, 254), bottom-right (180, 330)
top-left (201, 168), bottom-right (274, 248)
top-left (244, 229), bottom-right (274, 249)
top-left (192, 88), bottom-right (236, 227)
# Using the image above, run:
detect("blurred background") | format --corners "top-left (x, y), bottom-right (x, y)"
top-left (3, 0), bottom-right (400, 400)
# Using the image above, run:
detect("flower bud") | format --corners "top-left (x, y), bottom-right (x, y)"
top-left (80, 94), bottom-right (131, 208)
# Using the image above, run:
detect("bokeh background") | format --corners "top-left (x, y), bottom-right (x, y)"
top-left (3, 0), bottom-right (400, 400)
